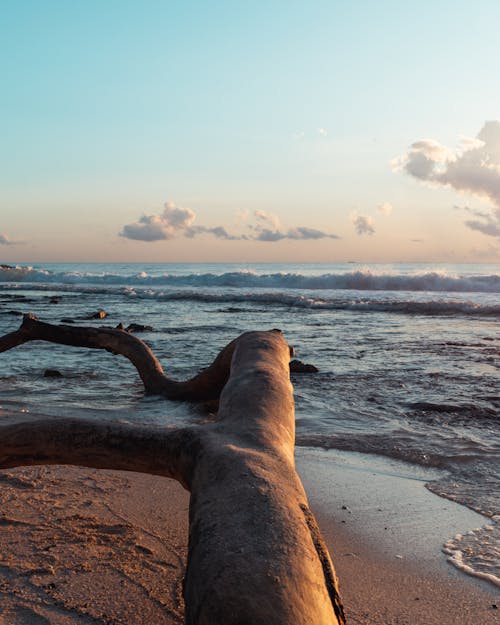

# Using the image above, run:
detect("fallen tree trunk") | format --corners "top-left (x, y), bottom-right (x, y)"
top-left (0, 318), bottom-right (345, 624)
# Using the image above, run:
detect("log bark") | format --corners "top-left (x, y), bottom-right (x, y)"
top-left (0, 320), bottom-right (346, 624)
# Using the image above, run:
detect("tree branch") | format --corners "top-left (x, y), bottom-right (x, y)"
top-left (0, 314), bottom-right (240, 399)
top-left (0, 413), bottom-right (198, 489)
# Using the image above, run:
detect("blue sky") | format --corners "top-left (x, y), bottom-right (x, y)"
top-left (2, 1), bottom-right (500, 262)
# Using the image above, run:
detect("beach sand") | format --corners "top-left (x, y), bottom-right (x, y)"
top-left (0, 450), bottom-right (497, 625)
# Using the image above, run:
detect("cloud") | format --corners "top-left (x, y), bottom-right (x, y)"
top-left (464, 215), bottom-right (500, 237)
top-left (0, 233), bottom-right (24, 246)
top-left (254, 226), bottom-right (339, 242)
top-left (254, 209), bottom-right (281, 231)
top-left (317, 128), bottom-right (328, 137)
top-left (351, 213), bottom-right (375, 235)
top-left (288, 226), bottom-right (337, 240)
top-left (121, 202), bottom-right (339, 243)
top-left (253, 229), bottom-right (285, 242)
top-left (186, 225), bottom-right (241, 240)
top-left (120, 201), bottom-right (196, 241)
top-left (394, 121), bottom-right (500, 238)
top-left (251, 210), bottom-right (338, 241)
top-left (377, 202), bottom-right (393, 216)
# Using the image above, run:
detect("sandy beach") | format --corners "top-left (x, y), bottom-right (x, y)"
top-left (0, 448), bottom-right (496, 625)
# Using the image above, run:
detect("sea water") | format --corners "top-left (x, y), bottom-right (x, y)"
top-left (0, 262), bottom-right (498, 587)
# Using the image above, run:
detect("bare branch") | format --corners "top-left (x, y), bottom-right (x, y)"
top-left (0, 412), bottom-right (198, 489)
top-left (0, 314), bottom-right (239, 399)
top-left (0, 314), bottom-right (168, 393)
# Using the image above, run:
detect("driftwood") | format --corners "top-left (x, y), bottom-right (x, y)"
top-left (0, 315), bottom-right (345, 625)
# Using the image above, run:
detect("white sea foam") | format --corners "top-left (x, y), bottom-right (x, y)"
top-left (1, 265), bottom-right (500, 293)
top-left (1, 281), bottom-right (498, 316)
top-left (443, 523), bottom-right (500, 587)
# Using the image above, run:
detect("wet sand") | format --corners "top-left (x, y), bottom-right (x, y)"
top-left (297, 448), bottom-right (498, 625)
top-left (0, 450), bottom-right (497, 624)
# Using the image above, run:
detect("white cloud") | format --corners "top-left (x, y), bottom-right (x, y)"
top-left (377, 202), bottom-right (393, 216)
top-left (120, 202), bottom-right (339, 243)
top-left (120, 201), bottom-right (196, 241)
top-left (254, 209), bottom-right (281, 231)
top-left (317, 128), bottom-right (328, 137)
top-left (395, 121), bottom-right (500, 238)
top-left (251, 210), bottom-right (338, 241)
top-left (351, 213), bottom-right (375, 236)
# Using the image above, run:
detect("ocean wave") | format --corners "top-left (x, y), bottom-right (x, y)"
top-left (1, 282), bottom-right (498, 317)
top-left (136, 291), bottom-right (499, 316)
top-left (1, 265), bottom-right (500, 293)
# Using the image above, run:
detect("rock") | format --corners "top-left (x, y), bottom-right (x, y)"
top-left (90, 310), bottom-right (107, 319)
top-left (126, 323), bottom-right (154, 333)
top-left (44, 369), bottom-right (62, 378)
top-left (289, 359), bottom-right (319, 373)
top-left (60, 318), bottom-right (75, 324)
top-left (6, 310), bottom-right (23, 316)
top-left (49, 297), bottom-right (61, 304)
top-left (116, 323), bottom-right (125, 330)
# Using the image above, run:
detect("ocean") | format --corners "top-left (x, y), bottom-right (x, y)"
top-left (0, 261), bottom-right (498, 588)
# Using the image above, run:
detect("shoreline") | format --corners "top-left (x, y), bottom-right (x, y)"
top-left (297, 447), bottom-right (498, 625)
top-left (0, 450), bottom-right (497, 624)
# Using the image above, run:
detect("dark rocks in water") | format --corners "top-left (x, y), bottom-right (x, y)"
top-left (89, 310), bottom-right (108, 319)
top-left (60, 318), bottom-right (75, 324)
top-left (126, 323), bottom-right (154, 333)
top-left (289, 359), bottom-right (319, 373)
top-left (0, 264), bottom-right (14, 269)
top-left (44, 369), bottom-right (63, 378)
top-left (6, 310), bottom-right (23, 316)
top-left (115, 322), bottom-right (154, 333)
top-left (49, 297), bottom-right (61, 304)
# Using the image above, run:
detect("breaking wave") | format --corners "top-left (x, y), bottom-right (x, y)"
top-left (1, 265), bottom-right (500, 293)
top-left (0, 284), bottom-right (498, 317)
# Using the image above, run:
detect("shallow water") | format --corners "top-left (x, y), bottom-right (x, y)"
top-left (0, 261), bottom-right (498, 586)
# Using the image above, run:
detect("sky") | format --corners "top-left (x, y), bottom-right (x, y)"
top-left (1, 0), bottom-right (500, 263)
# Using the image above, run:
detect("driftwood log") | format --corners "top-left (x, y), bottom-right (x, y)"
top-left (0, 315), bottom-right (345, 625)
